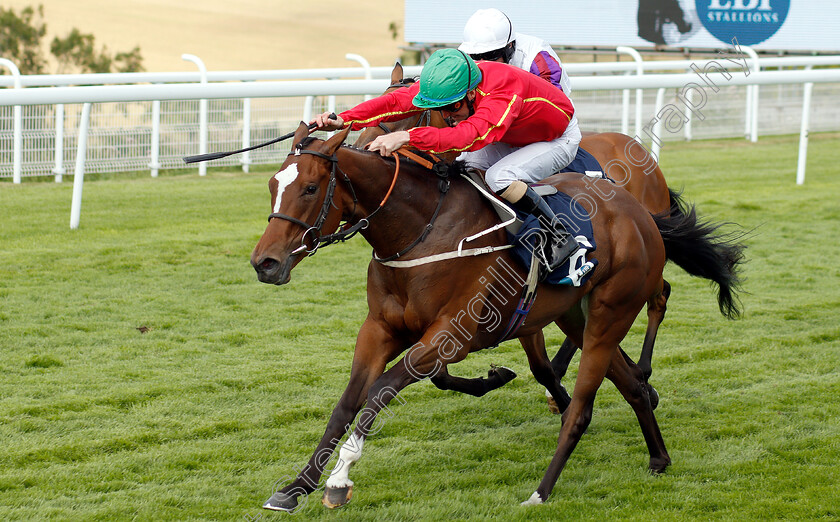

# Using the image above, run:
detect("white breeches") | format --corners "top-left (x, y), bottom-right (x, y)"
top-left (458, 115), bottom-right (582, 193)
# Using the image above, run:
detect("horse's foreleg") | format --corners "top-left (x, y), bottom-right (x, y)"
top-left (606, 346), bottom-right (671, 472)
top-left (322, 319), bottom-right (469, 508)
top-left (263, 319), bottom-right (397, 513)
top-left (519, 331), bottom-right (571, 414)
top-left (430, 365), bottom-right (517, 397)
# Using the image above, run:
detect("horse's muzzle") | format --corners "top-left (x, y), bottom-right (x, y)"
top-left (251, 254), bottom-right (295, 285)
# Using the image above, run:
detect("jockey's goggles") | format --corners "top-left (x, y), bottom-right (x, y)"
top-left (439, 100), bottom-right (465, 113)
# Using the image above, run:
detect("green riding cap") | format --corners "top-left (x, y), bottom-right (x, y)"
top-left (413, 48), bottom-right (482, 109)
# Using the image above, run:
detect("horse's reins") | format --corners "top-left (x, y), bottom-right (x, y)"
top-left (268, 143), bottom-right (450, 260)
top-left (183, 114), bottom-right (336, 164)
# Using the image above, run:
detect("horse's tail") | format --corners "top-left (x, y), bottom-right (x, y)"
top-left (652, 188), bottom-right (746, 319)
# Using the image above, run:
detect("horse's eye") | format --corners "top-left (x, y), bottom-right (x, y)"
top-left (304, 184), bottom-right (318, 195)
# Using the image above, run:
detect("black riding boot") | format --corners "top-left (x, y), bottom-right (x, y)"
top-left (511, 187), bottom-right (579, 273)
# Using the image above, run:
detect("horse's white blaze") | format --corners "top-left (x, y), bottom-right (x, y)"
top-left (326, 433), bottom-right (365, 489)
top-left (272, 165), bottom-right (300, 214)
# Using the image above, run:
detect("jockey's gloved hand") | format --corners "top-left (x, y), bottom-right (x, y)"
top-left (310, 112), bottom-right (344, 131)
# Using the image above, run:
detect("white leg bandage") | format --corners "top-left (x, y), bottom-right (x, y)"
top-left (325, 433), bottom-right (365, 489)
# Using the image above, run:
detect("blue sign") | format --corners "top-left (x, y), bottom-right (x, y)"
top-left (696, 0), bottom-right (790, 46)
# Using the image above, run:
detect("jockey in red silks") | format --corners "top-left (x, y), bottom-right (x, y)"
top-left (312, 48), bottom-right (581, 273)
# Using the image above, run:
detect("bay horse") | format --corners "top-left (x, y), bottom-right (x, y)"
top-left (250, 122), bottom-right (743, 510)
top-left (352, 63), bottom-right (682, 410)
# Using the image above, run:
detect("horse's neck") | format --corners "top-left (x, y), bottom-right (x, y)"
top-left (340, 149), bottom-right (499, 256)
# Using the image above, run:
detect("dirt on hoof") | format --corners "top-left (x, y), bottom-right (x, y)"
top-left (322, 485), bottom-right (353, 509)
top-left (547, 395), bottom-right (562, 415)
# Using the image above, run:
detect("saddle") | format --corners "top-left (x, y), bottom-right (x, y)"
top-left (463, 146), bottom-right (606, 287)
top-left (465, 145), bottom-right (607, 235)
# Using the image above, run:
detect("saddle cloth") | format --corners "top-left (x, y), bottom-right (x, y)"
top-left (506, 190), bottom-right (598, 287)
top-left (488, 145), bottom-right (607, 341)
top-left (560, 146), bottom-right (606, 178)
top-left (471, 146), bottom-right (605, 287)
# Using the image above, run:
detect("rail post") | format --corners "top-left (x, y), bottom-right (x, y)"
top-left (149, 86), bottom-right (161, 177)
top-left (617, 47), bottom-right (644, 141)
top-left (346, 54), bottom-right (373, 101)
top-left (53, 104), bottom-right (65, 182)
top-left (742, 46), bottom-right (760, 142)
top-left (182, 54), bottom-right (208, 176)
top-left (0, 59), bottom-right (23, 183)
top-left (651, 87), bottom-right (667, 162)
top-left (70, 102), bottom-right (92, 229)
top-left (796, 66), bottom-right (814, 185)
top-left (242, 84), bottom-right (251, 173)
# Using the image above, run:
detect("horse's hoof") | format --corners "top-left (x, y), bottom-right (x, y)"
top-left (489, 365), bottom-right (517, 384)
top-left (646, 382), bottom-right (660, 410)
top-left (263, 491), bottom-right (299, 512)
top-left (322, 485), bottom-right (353, 509)
top-left (649, 456), bottom-right (671, 474)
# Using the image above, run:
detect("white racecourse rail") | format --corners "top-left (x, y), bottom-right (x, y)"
top-left (1, 51), bottom-right (839, 228)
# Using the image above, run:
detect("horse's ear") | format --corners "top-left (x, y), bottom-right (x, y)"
top-left (321, 127), bottom-right (351, 155)
top-left (292, 121), bottom-right (311, 148)
top-left (391, 62), bottom-right (404, 84)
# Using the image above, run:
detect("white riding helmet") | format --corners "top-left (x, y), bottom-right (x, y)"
top-left (458, 8), bottom-right (515, 55)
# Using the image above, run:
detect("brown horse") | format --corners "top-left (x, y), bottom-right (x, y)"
top-left (251, 123), bottom-right (743, 511)
top-left (353, 63), bottom-right (678, 410)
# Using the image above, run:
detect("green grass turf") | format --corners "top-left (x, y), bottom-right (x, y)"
top-left (1, 132), bottom-right (838, 521)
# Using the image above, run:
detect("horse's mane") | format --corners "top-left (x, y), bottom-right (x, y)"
top-left (296, 136), bottom-right (321, 150)
top-left (299, 134), bottom-right (468, 187)
top-left (389, 77), bottom-right (418, 88)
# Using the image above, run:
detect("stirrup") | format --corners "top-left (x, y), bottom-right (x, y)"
top-left (551, 234), bottom-right (579, 267)
top-left (541, 231), bottom-right (578, 273)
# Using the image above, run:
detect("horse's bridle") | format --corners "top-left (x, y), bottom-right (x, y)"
top-left (267, 145), bottom-right (359, 256)
top-left (267, 141), bottom-right (450, 262)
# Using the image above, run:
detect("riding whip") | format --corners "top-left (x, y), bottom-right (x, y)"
top-left (183, 113), bottom-right (337, 164)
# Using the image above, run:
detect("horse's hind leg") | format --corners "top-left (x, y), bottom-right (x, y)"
top-left (637, 279), bottom-right (671, 409)
top-left (520, 330), bottom-right (571, 414)
top-left (526, 265), bottom-right (661, 505)
top-left (606, 346), bottom-right (671, 473)
top-left (525, 323), bottom-right (627, 505)
top-left (430, 365), bottom-right (517, 397)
